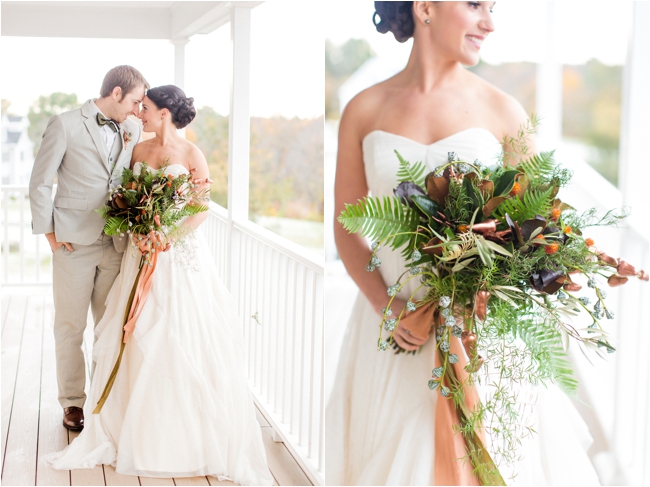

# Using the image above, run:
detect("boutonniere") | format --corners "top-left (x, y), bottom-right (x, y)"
top-left (123, 131), bottom-right (132, 150)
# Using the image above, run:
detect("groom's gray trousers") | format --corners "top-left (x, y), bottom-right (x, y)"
top-left (52, 233), bottom-right (122, 408)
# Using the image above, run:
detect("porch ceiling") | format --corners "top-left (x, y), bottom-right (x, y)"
top-left (1, 1), bottom-right (261, 40)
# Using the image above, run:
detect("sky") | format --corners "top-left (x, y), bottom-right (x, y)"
top-left (325, 0), bottom-right (633, 66)
top-left (1, 0), bottom-right (324, 119)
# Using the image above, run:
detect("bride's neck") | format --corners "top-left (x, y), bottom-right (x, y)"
top-left (151, 124), bottom-right (179, 146)
top-left (402, 41), bottom-right (465, 92)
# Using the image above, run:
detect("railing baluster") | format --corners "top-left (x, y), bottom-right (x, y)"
top-left (19, 192), bottom-right (25, 282)
top-left (3, 190), bottom-right (9, 283)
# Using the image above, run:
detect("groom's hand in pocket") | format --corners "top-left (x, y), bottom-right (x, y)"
top-left (46, 232), bottom-right (73, 252)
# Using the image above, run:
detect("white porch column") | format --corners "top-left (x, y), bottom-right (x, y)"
top-left (613, 3), bottom-right (650, 485)
top-left (172, 37), bottom-right (189, 90)
top-left (535, 1), bottom-right (562, 151)
top-left (226, 5), bottom-right (253, 288)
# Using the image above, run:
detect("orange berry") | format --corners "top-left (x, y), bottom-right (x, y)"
top-left (585, 238), bottom-right (595, 247)
top-left (563, 226), bottom-right (572, 234)
top-left (166, 182), bottom-right (172, 187)
top-left (545, 242), bottom-right (559, 254)
top-left (457, 224), bottom-right (468, 233)
top-left (509, 182), bottom-right (521, 197)
top-left (535, 234), bottom-right (545, 240)
top-left (551, 208), bottom-right (561, 221)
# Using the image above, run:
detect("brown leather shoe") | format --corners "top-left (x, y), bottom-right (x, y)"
top-left (63, 407), bottom-right (84, 430)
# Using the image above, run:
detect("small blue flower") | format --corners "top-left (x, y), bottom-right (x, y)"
top-left (420, 274), bottom-right (430, 285)
top-left (447, 152), bottom-right (457, 162)
top-left (440, 341), bottom-right (450, 353)
top-left (593, 301), bottom-right (602, 312)
top-left (452, 325), bottom-right (463, 338)
top-left (448, 353), bottom-right (459, 364)
top-left (412, 249), bottom-right (422, 261)
top-left (428, 379), bottom-right (439, 390)
top-left (371, 255), bottom-right (382, 266)
top-left (579, 297), bottom-right (591, 305)
top-left (440, 385), bottom-right (450, 397)
top-left (387, 285), bottom-right (399, 297)
top-left (365, 264), bottom-right (376, 272)
top-left (371, 241), bottom-right (380, 250)
top-left (384, 318), bottom-right (397, 331)
top-left (605, 309), bottom-right (615, 320)
top-left (382, 307), bottom-right (392, 317)
top-left (436, 326), bottom-right (445, 338)
top-left (410, 266), bottom-right (421, 275)
top-left (406, 301), bottom-right (417, 312)
top-left (441, 307), bottom-right (452, 318)
top-left (432, 366), bottom-right (444, 378)
top-left (599, 289), bottom-right (607, 299)
top-left (587, 278), bottom-right (597, 288)
top-left (445, 316), bottom-right (456, 327)
top-left (439, 296), bottom-right (452, 308)
top-left (377, 339), bottom-right (389, 351)
top-left (556, 290), bottom-right (567, 300)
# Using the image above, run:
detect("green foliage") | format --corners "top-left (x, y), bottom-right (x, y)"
top-left (338, 196), bottom-right (420, 249)
top-left (395, 150), bottom-right (427, 187)
top-left (517, 151), bottom-right (556, 182)
top-left (495, 187), bottom-right (554, 223)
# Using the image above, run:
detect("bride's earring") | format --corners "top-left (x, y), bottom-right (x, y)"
top-left (425, 19), bottom-right (430, 24)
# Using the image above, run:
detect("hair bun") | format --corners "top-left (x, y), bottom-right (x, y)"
top-left (146, 85), bottom-right (196, 129)
top-left (373, 1), bottom-right (414, 43)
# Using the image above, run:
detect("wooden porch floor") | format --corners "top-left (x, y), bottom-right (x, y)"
top-left (1, 288), bottom-right (312, 486)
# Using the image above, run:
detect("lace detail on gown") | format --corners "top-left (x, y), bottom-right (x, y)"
top-left (326, 129), bottom-right (600, 486)
top-left (44, 162), bottom-right (273, 485)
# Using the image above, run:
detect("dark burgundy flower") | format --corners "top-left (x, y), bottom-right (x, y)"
top-left (393, 181), bottom-right (426, 207)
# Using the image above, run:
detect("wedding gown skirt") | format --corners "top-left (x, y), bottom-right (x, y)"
top-left (46, 164), bottom-right (273, 485)
top-left (326, 129), bottom-right (601, 485)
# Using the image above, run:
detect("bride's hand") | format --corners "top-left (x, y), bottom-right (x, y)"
top-left (381, 298), bottom-right (432, 351)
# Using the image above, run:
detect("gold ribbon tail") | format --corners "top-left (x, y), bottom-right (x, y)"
top-left (93, 257), bottom-right (145, 414)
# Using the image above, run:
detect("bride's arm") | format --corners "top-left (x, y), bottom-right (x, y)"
top-left (179, 145), bottom-right (211, 232)
top-left (335, 94), bottom-right (426, 351)
top-left (499, 94), bottom-right (538, 167)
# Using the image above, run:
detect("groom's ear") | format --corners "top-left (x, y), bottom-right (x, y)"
top-left (110, 86), bottom-right (123, 101)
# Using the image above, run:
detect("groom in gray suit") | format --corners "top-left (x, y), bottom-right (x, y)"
top-left (29, 66), bottom-right (149, 431)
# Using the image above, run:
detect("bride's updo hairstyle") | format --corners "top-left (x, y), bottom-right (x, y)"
top-left (373, 1), bottom-right (415, 43)
top-left (146, 85), bottom-right (196, 129)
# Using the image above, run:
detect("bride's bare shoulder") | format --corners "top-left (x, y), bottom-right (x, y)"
top-left (340, 79), bottom-right (394, 140)
top-left (469, 72), bottom-right (531, 142)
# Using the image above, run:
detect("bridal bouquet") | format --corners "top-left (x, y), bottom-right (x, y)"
top-left (338, 142), bottom-right (647, 483)
top-left (93, 161), bottom-right (210, 413)
top-left (98, 161), bottom-right (210, 262)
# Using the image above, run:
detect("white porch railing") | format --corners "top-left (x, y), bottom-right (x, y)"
top-left (1, 188), bottom-right (324, 484)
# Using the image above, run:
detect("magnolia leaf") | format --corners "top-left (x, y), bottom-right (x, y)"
top-left (493, 170), bottom-right (519, 197)
top-left (411, 195), bottom-right (442, 219)
top-left (425, 174), bottom-right (450, 205)
top-left (483, 196), bottom-right (506, 217)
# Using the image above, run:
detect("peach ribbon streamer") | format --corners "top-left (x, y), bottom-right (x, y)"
top-left (400, 307), bottom-right (498, 485)
top-left (122, 248), bottom-right (158, 343)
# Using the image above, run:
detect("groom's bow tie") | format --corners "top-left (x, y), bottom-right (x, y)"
top-left (96, 113), bottom-right (119, 133)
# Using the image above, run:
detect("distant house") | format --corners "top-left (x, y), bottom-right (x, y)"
top-left (1, 114), bottom-right (35, 185)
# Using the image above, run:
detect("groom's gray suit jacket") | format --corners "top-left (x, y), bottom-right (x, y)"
top-left (29, 99), bottom-right (142, 250)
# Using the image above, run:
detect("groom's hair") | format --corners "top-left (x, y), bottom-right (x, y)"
top-left (100, 65), bottom-right (150, 99)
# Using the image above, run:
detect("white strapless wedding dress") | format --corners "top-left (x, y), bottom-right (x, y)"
top-left (45, 163), bottom-right (274, 485)
top-left (326, 129), bottom-right (601, 486)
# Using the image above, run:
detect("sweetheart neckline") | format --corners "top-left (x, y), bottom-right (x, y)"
top-left (362, 127), bottom-right (502, 147)
top-left (133, 161), bottom-right (189, 173)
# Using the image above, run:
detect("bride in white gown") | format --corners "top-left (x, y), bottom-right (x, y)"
top-left (45, 85), bottom-right (274, 485)
top-left (327, 2), bottom-right (600, 485)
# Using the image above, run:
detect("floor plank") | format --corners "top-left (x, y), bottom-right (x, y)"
top-left (261, 427), bottom-right (310, 486)
top-left (139, 476), bottom-right (174, 486)
top-left (2, 295), bottom-right (11, 335)
top-left (68, 431), bottom-right (105, 486)
top-left (103, 464), bottom-right (139, 486)
top-left (36, 295), bottom-right (70, 486)
top-left (2, 295), bottom-right (44, 485)
top-left (173, 476), bottom-right (210, 486)
top-left (1, 294), bottom-right (27, 465)
top-left (206, 475), bottom-right (237, 485)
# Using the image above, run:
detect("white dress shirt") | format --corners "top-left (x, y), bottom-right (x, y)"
top-left (91, 100), bottom-right (118, 153)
